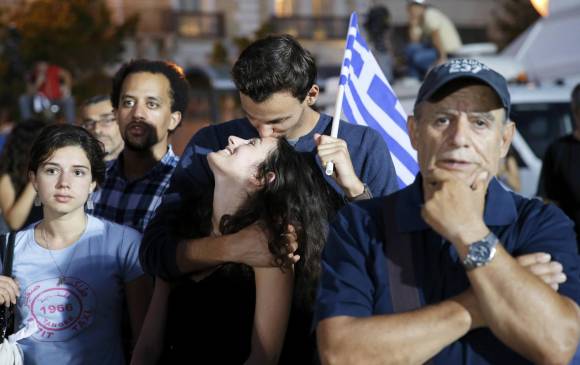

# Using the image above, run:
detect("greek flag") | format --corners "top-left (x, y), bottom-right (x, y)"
top-left (338, 12), bottom-right (419, 188)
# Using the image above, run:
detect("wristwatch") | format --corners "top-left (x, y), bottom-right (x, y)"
top-left (347, 184), bottom-right (372, 202)
top-left (462, 232), bottom-right (499, 271)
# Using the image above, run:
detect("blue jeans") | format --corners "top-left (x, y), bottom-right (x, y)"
top-left (405, 43), bottom-right (438, 80)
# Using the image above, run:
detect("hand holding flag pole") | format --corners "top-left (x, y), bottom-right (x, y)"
top-left (326, 12), bottom-right (419, 188)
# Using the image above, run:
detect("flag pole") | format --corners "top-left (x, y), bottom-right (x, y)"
top-left (325, 12), bottom-right (356, 176)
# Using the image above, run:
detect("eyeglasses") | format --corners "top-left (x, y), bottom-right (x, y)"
top-left (81, 115), bottom-right (116, 130)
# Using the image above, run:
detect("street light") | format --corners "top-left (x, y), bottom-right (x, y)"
top-left (530, 0), bottom-right (549, 17)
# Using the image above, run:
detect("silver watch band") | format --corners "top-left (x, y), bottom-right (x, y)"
top-left (462, 232), bottom-right (498, 271)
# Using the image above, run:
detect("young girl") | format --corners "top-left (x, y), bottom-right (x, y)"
top-left (0, 124), bottom-right (149, 364)
top-left (0, 119), bottom-right (46, 231)
top-left (132, 136), bottom-right (343, 365)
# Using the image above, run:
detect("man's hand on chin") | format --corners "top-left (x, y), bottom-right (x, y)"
top-left (421, 167), bottom-right (491, 246)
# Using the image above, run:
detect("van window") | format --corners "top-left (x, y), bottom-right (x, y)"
top-left (510, 102), bottom-right (572, 160)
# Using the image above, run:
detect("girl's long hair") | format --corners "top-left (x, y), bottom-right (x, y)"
top-left (219, 139), bottom-right (343, 307)
top-left (0, 119), bottom-right (46, 194)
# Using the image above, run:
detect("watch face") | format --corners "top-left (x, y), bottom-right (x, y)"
top-left (470, 244), bottom-right (492, 261)
top-left (463, 233), bottom-right (498, 270)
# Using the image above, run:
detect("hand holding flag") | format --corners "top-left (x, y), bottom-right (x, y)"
top-left (327, 12), bottom-right (419, 188)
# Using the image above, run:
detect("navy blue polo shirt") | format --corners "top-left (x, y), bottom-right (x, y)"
top-left (315, 175), bottom-right (580, 364)
top-left (141, 113), bottom-right (399, 279)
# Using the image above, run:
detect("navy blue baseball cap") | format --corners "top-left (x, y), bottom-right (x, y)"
top-left (415, 58), bottom-right (511, 116)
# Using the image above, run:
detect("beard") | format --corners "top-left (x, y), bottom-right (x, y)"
top-left (123, 122), bottom-right (158, 152)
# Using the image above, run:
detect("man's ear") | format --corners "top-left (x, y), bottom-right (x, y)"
top-left (407, 115), bottom-right (419, 150)
top-left (305, 85), bottom-right (320, 106)
top-left (499, 120), bottom-right (515, 158)
top-left (168, 111), bottom-right (182, 132)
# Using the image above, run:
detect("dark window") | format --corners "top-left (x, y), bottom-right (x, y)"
top-left (510, 102), bottom-right (573, 160)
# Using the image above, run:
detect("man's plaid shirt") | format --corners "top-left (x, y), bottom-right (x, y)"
top-left (89, 146), bottom-right (179, 233)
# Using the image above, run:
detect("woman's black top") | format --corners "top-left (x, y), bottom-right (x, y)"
top-left (160, 265), bottom-right (319, 364)
top-left (158, 194), bottom-right (319, 364)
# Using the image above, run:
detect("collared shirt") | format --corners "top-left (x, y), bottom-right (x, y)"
top-left (315, 175), bottom-right (580, 364)
top-left (89, 146), bottom-right (179, 233)
top-left (140, 114), bottom-right (400, 279)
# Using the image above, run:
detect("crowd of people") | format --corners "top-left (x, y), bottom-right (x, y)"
top-left (0, 12), bottom-right (578, 365)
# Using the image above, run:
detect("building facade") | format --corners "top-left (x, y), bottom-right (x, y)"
top-left (103, 0), bottom-right (497, 68)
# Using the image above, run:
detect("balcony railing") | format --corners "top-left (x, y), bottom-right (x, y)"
top-left (270, 16), bottom-right (349, 40)
top-left (175, 11), bottom-right (225, 39)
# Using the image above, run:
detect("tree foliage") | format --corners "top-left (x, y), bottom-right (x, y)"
top-left (0, 0), bottom-right (138, 109)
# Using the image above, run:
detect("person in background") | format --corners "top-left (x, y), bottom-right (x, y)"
top-left (79, 95), bottom-right (124, 164)
top-left (0, 119), bottom-right (46, 230)
top-left (89, 59), bottom-right (186, 233)
top-left (364, 5), bottom-right (395, 82)
top-left (405, 0), bottom-right (462, 80)
top-left (18, 61), bottom-right (75, 124)
top-left (0, 112), bottom-right (14, 152)
top-left (0, 124), bottom-right (149, 365)
top-left (497, 146), bottom-right (520, 192)
top-left (538, 83), bottom-right (580, 248)
top-left (0, 114), bottom-right (15, 234)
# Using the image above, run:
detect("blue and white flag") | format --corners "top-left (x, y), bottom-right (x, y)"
top-left (336, 12), bottom-right (419, 188)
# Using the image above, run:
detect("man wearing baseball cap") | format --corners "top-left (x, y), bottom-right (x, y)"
top-left (315, 58), bottom-right (580, 364)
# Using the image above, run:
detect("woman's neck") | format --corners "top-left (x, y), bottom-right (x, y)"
top-left (211, 177), bottom-right (248, 235)
top-left (36, 209), bottom-right (88, 249)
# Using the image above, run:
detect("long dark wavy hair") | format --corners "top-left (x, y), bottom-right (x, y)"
top-left (177, 138), bottom-right (343, 308)
top-left (221, 139), bottom-right (343, 307)
top-left (0, 119), bottom-right (46, 195)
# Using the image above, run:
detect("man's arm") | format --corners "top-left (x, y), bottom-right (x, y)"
top-left (422, 170), bottom-right (580, 364)
top-left (466, 244), bottom-right (580, 364)
top-left (175, 224), bottom-right (299, 273)
top-left (142, 197), bottom-right (297, 278)
top-left (407, 8), bottom-right (422, 43)
top-left (353, 127), bottom-right (400, 196)
top-left (315, 203), bottom-right (480, 365)
top-left (318, 290), bottom-right (479, 365)
top-left (430, 29), bottom-right (448, 64)
top-left (140, 130), bottom-right (217, 279)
